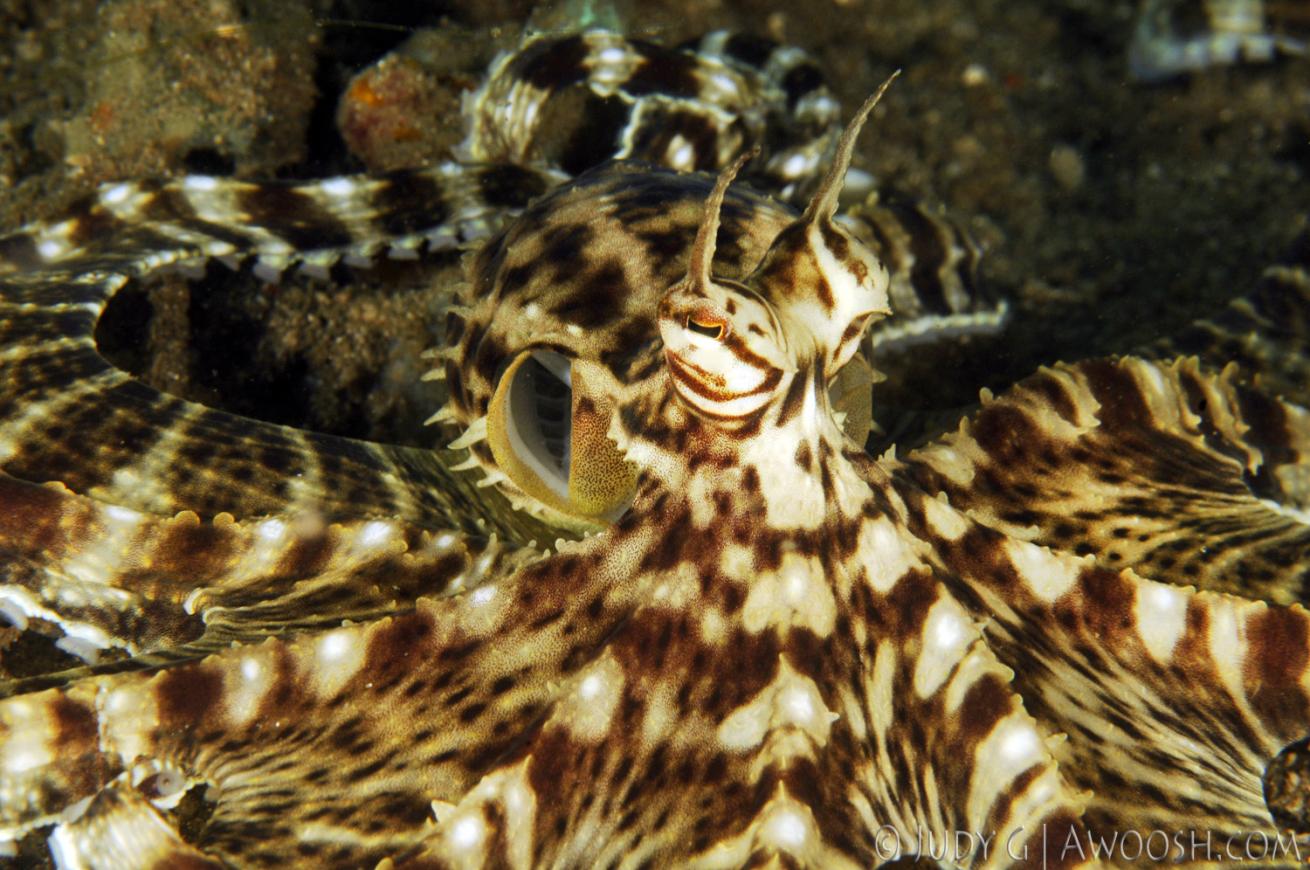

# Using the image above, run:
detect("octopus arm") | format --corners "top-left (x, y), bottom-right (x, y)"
top-left (0, 475), bottom-right (1098, 867)
top-left (0, 515), bottom-right (659, 864)
top-left (397, 504), bottom-right (1092, 868)
top-left (901, 355), bottom-right (1310, 604)
top-left (0, 165), bottom-right (573, 667)
top-left (0, 164), bottom-right (560, 278)
top-left (0, 466), bottom-right (535, 687)
top-left (47, 785), bottom-right (225, 870)
top-left (1148, 243), bottom-right (1310, 409)
top-left (893, 466), bottom-right (1310, 847)
top-left (0, 162), bottom-right (564, 542)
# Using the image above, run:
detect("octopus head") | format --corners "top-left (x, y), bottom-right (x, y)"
top-left (659, 79), bottom-right (895, 434)
top-left (440, 77), bottom-right (895, 529)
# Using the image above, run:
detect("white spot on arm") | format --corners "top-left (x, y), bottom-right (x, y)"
top-left (965, 700), bottom-right (1060, 833)
top-left (1134, 580), bottom-right (1188, 663)
top-left (858, 517), bottom-right (921, 593)
top-left (450, 813), bottom-right (486, 851)
top-left (783, 568), bottom-right (807, 605)
top-left (999, 721), bottom-right (1041, 763)
top-left (257, 519), bottom-right (286, 542)
top-left (766, 807), bottom-right (808, 847)
top-left (100, 183), bottom-right (133, 206)
top-left (225, 653), bottom-right (273, 728)
top-left (103, 504), bottom-right (143, 525)
top-left (780, 152), bottom-right (813, 179)
top-left (741, 552), bottom-right (837, 636)
top-left (707, 70), bottom-right (740, 98)
top-left (667, 137), bottom-right (695, 171)
top-left (36, 238), bottom-right (68, 260)
top-left (1004, 538), bottom-right (1079, 602)
top-left (557, 655), bottom-right (625, 741)
top-left (782, 684), bottom-right (814, 722)
top-left (1207, 597), bottom-right (1247, 701)
top-left (718, 659), bottom-right (836, 750)
top-left (0, 700), bottom-right (55, 775)
top-left (182, 175), bottom-right (219, 192)
top-left (913, 596), bottom-right (974, 698)
top-left (431, 760), bottom-right (537, 866)
top-left (320, 177), bottom-right (357, 198)
top-left (318, 631), bottom-right (352, 662)
top-left (440, 812), bottom-right (487, 859)
top-left (755, 793), bottom-right (822, 856)
top-left (310, 627), bottom-right (368, 697)
top-left (355, 520), bottom-right (396, 552)
top-left (578, 673), bottom-right (602, 700)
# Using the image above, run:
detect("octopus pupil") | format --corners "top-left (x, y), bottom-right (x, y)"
top-left (533, 363), bottom-right (571, 466)
top-left (686, 317), bottom-right (724, 339)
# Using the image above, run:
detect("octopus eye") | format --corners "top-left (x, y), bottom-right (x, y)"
top-left (685, 314), bottom-right (724, 340)
top-left (486, 349), bottom-right (635, 527)
top-left (827, 353), bottom-right (876, 446)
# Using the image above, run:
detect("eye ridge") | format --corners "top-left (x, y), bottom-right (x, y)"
top-left (686, 316), bottom-right (724, 340)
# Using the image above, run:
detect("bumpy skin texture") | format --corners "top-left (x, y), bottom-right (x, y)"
top-left (0, 27), bottom-right (1307, 868)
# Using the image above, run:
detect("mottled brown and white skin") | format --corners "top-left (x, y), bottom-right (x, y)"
top-left (0, 26), bottom-right (1308, 869)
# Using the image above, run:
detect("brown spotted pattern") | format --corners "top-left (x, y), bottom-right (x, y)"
top-left (0, 25), bottom-right (1306, 870)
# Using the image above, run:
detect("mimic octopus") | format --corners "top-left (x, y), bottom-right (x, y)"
top-left (0, 22), bottom-right (1308, 870)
